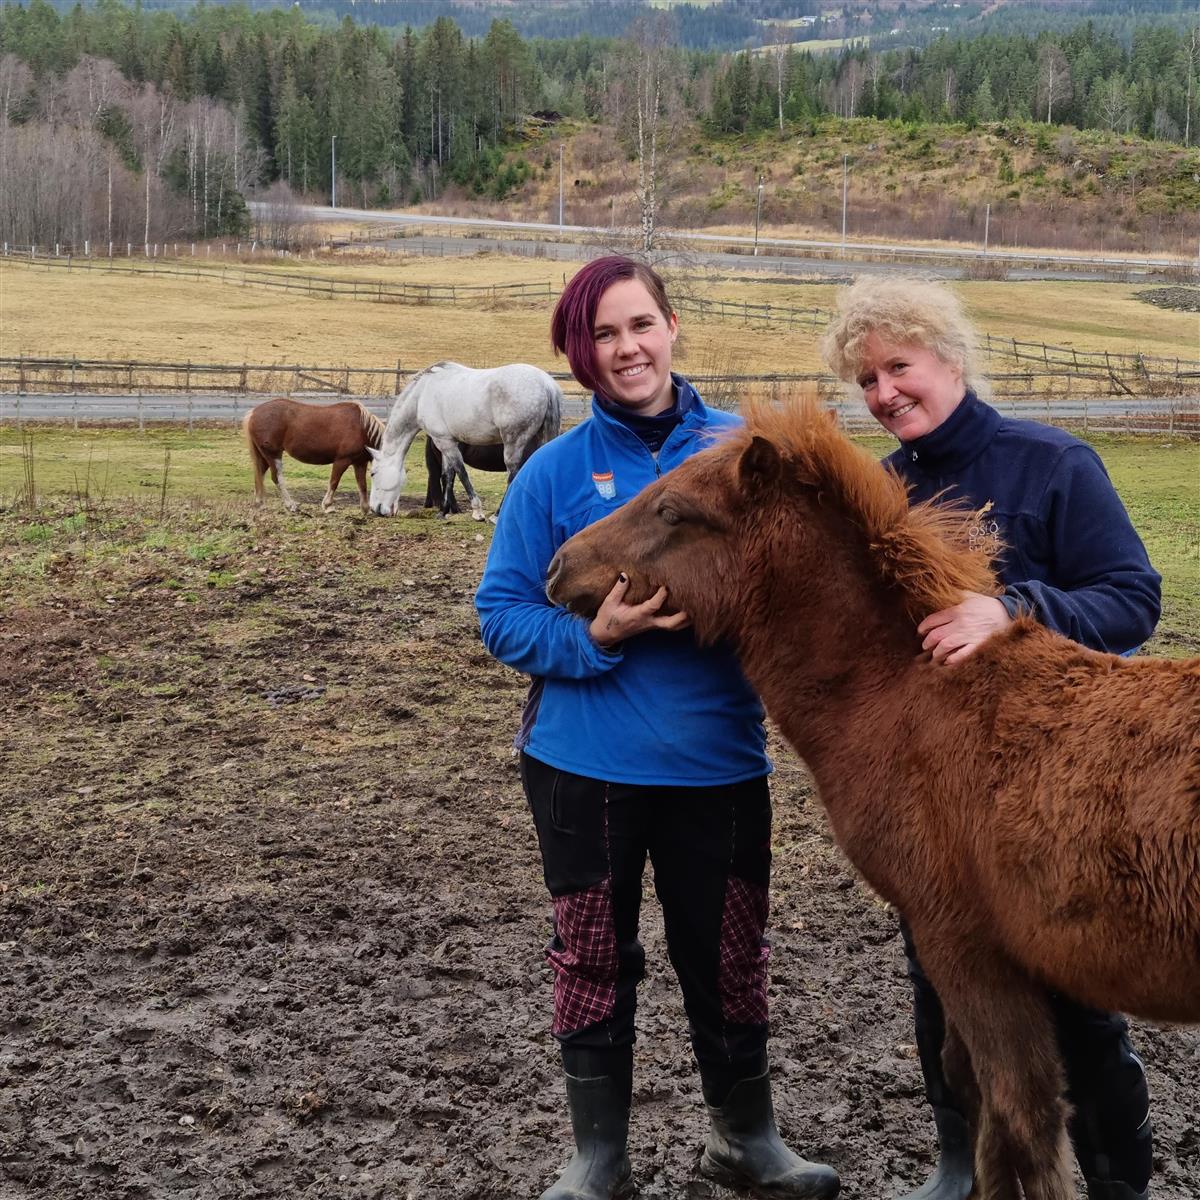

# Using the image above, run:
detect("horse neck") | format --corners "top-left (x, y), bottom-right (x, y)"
top-left (383, 387), bottom-right (421, 459)
top-left (732, 498), bottom-right (941, 772)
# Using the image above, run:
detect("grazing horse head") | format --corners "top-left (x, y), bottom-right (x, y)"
top-left (366, 444), bottom-right (406, 517)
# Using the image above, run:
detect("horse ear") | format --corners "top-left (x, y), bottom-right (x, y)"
top-left (365, 445), bottom-right (382, 461)
top-left (738, 436), bottom-right (782, 495)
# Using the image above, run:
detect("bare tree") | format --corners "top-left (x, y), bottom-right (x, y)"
top-left (1037, 44), bottom-right (1072, 124)
top-left (1185, 25), bottom-right (1198, 147)
top-left (128, 82), bottom-right (179, 246)
top-left (867, 54), bottom-right (885, 114)
top-left (0, 54), bottom-right (33, 125)
top-left (770, 25), bottom-right (790, 133)
top-left (254, 178), bottom-right (313, 250)
top-left (607, 13), bottom-right (686, 252)
top-left (942, 67), bottom-right (958, 118)
top-left (1097, 74), bottom-right (1130, 133)
top-left (60, 56), bottom-right (129, 128)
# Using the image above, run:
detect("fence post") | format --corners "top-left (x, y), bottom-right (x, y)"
top-left (395, 360), bottom-right (404, 394)
top-left (137, 394), bottom-right (144, 433)
top-left (187, 397), bottom-right (194, 435)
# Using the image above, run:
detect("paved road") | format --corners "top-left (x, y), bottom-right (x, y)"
top-left (273, 203), bottom-right (1193, 283)
top-left (5, 392), bottom-right (1196, 435)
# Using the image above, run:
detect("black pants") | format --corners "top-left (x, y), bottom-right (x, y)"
top-left (901, 920), bottom-right (1153, 1191)
top-left (521, 752), bottom-right (773, 1093)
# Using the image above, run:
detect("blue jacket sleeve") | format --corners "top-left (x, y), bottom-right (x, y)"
top-left (1002, 444), bottom-right (1161, 654)
top-left (475, 467), bottom-right (624, 679)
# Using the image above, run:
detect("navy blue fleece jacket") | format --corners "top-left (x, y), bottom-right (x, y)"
top-left (475, 378), bottom-right (769, 786)
top-left (885, 391), bottom-right (1161, 654)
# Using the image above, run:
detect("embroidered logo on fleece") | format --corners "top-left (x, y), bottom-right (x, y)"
top-left (592, 471), bottom-right (616, 500)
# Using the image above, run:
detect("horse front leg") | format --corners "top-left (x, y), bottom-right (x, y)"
top-left (323, 460), bottom-right (350, 512)
top-left (454, 462), bottom-right (486, 521)
top-left (920, 939), bottom-right (1073, 1200)
top-left (270, 457), bottom-right (299, 513)
top-left (352, 461), bottom-right (370, 514)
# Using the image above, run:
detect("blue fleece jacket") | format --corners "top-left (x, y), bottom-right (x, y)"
top-left (885, 391), bottom-right (1161, 654)
top-left (475, 378), bottom-right (769, 786)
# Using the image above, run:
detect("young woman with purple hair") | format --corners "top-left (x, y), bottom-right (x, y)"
top-left (476, 256), bottom-right (839, 1200)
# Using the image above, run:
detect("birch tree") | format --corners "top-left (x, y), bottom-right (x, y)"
top-left (1037, 44), bottom-right (1072, 124)
top-left (608, 14), bottom-right (684, 252)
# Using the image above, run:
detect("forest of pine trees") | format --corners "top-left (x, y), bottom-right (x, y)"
top-left (1, 0), bottom-right (1196, 246)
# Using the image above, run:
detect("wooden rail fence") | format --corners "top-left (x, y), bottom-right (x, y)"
top-left (2, 251), bottom-right (555, 306)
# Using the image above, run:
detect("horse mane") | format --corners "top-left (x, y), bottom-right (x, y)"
top-left (357, 403), bottom-right (385, 448)
top-left (738, 395), bottom-right (999, 621)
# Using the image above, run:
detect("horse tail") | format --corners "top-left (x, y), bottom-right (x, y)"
top-left (541, 379), bottom-right (563, 446)
top-left (357, 403), bottom-right (385, 449)
top-left (242, 408), bottom-right (269, 470)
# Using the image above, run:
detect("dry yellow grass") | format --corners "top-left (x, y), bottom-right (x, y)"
top-left (1, 252), bottom-right (1194, 381)
top-left (0, 259), bottom-right (828, 375)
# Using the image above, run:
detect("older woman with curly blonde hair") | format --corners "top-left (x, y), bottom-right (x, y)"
top-left (823, 277), bottom-right (1161, 1200)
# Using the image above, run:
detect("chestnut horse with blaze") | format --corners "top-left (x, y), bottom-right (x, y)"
top-left (243, 398), bottom-right (384, 514)
top-left (546, 394), bottom-right (1200, 1200)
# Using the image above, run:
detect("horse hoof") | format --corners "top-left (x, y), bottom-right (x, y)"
top-left (471, 511), bottom-right (487, 522)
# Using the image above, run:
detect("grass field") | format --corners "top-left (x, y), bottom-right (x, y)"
top-left (3, 253), bottom-right (1196, 375)
top-left (3, 423), bottom-right (1196, 658)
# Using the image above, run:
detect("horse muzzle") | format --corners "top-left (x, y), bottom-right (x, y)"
top-left (545, 549), bottom-right (567, 604)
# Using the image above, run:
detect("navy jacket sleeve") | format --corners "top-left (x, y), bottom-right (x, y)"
top-left (474, 463), bottom-right (623, 680)
top-left (1002, 444), bottom-right (1161, 654)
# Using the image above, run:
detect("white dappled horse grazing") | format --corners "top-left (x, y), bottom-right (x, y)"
top-left (369, 361), bottom-right (563, 519)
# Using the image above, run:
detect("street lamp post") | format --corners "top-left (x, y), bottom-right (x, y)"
top-left (841, 154), bottom-right (848, 256)
top-left (331, 135), bottom-right (338, 208)
top-left (753, 180), bottom-right (764, 256)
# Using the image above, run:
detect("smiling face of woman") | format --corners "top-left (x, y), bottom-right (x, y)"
top-left (591, 278), bottom-right (679, 415)
top-left (857, 333), bottom-right (967, 442)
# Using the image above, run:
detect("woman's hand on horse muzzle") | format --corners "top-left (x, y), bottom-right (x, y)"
top-left (588, 574), bottom-right (692, 649)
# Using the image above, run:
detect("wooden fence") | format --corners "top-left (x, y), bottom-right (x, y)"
top-left (982, 332), bottom-right (1200, 382)
top-left (2, 251), bottom-right (555, 306)
top-left (4, 354), bottom-right (1194, 402)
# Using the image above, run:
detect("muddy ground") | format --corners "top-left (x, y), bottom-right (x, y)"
top-left (1, 492), bottom-right (1197, 1200)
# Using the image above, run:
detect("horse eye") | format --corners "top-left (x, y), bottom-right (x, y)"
top-left (659, 505), bottom-right (680, 526)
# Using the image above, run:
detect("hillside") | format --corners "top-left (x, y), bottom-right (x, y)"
top-left (422, 116), bottom-right (1200, 257)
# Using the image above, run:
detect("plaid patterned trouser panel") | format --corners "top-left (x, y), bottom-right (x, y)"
top-left (521, 752), bottom-right (772, 1063)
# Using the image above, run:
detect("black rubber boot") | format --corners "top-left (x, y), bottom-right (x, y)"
top-left (540, 1046), bottom-right (634, 1200)
top-left (1086, 1182), bottom-right (1149, 1200)
top-left (699, 1067), bottom-right (840, 1198)
top-left (897, 1105), bottom-right (973, 1200)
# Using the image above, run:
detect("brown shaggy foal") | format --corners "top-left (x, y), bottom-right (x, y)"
top-left (244, 398), bottom-right (384, 514)
top-left (545, 395), bottom-right (1200, 1200)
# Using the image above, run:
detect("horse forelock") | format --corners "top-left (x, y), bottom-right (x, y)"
top-left (738, 395), bottom-right (999, 620)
